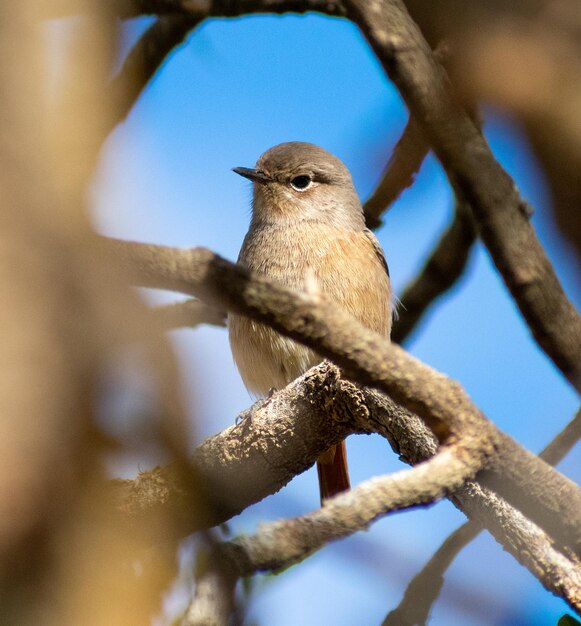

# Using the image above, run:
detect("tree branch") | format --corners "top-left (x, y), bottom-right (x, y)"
top-left (385, 405), bottom-right (581, 624)
top-left (341, 0), bottom-right (581, 393)
top-left (104, 237), bottom-right (581, 553)
top-left (114, 363), bottom-right (355, 534)
top-left (452, 482), bottom-right (581, 615)
top-left (109, 14), bottom-right (202, 132)
top-left (61, 0), bottom-right (347, 20)
top-left (221, 447), bottom-right (471, 574)
top-left (158, 366), bottom-right (581, 619)
top-left (362, 42), bottom-right (453, 230)
top-left (542, 407), bottom-right (581, 467)
top-left (153, 299), bottom-right (226, 330)
top-left (103, 237), bottom-right (497, 446)
top-left (383, 521), bottom-right (480, 626)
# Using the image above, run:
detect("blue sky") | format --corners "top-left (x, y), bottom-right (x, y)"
top-left (88, 13), bottom-right (580, 626)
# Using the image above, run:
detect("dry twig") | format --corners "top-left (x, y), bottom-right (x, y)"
top-left (392, 201), bottom-right (476, 344)
top-left (109, 14), bottom-right (202, 131)
top-left (363, 114), bottom-right (428, 229)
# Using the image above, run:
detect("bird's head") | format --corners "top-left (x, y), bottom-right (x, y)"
top-left (233, 142), bottom-right (364, 229)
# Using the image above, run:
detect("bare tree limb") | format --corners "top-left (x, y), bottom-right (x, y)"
top-left (103, 238), bottom-right (497, 447)
top-left (392, 201), bottom-right (476, 344)
top-left (183, 539), bottom-right (237, 626)
top-left (158, 365), bottom-right (581, 619)
top-left (480, 436), bottom-right (581, 554)
top-left (452, 482), bottom-right (581, 615)
top-left (362, 43), bottom-right (454, 230)
top-left (386, 405), bottom-right (581, 624)
top-left (341, 0), bottom-right (581, 393)
top-left (104, 237), bottom-right (581, 552)
top-left (40, 0), bottom-right (347, 19)
top-left (541, 407), bottom-right (581, 467)
top-left (114, 363), bottom-right (355, 534)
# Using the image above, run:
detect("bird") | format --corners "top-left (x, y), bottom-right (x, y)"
top-left (229, 142), bottom-right (392, 504)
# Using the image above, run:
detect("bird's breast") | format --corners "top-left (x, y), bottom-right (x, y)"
top-left (229, 222), bottom-right (391, 396)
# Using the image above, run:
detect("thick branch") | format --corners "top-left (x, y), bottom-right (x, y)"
top-left (342, 0), bottom-right (581, 392)
top-left (104, 238), bottom-right (496, 447)
top-left (115, 363), bottom-right (355, 533)
top-left (106, 237), bottom-right (581, 552)
top-left (452, 482), bottom-right (581, 614)
top-left (138, 363), bottom-right (581, 616)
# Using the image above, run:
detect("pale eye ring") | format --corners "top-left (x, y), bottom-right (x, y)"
top-left (290, 175), bottom-right (313, 191)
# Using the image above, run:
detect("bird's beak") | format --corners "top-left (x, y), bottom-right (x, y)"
top-left (232, 167), bottom-right (271, 184)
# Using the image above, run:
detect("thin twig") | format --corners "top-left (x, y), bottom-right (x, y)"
top-left (108, 14), bottom-right (202, 133)
top-left (220, 447), bottom-right (473, 574)
top-left (363, 115), bottom-right (428, 229)
top-left (541, 407), bottom-right (581, 467)
top-left (392, 201), bottom-right (476, 344)
top-left (363, 44), bottom-right (452, 229)
top-left (382, 522), bottom-right (480, 626)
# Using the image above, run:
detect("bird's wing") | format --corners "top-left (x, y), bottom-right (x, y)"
top-left (363, 228), bottom-right (390, 278)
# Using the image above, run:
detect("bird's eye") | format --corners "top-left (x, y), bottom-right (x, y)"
top-left (290, 175), bottom-right (313, 191)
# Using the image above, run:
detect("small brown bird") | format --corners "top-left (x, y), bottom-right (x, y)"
top-left (229, 142), bottom-right (392, 503)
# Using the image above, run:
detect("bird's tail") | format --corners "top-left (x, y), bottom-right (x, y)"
top-left (316, 441), bottom-right (350, 504)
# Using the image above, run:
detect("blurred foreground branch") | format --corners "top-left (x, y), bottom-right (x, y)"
top-left (109, 14), bottom-right (202, 132)
top-left (153, 299), bottom-right (226, 330)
